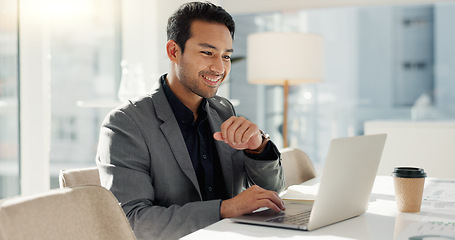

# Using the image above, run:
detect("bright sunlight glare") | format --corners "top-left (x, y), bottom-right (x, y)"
top-left (41, 0), bottom-right (94, 19)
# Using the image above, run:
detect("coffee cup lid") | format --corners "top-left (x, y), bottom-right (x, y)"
top-left (392, 167), bottom-right (427, 178)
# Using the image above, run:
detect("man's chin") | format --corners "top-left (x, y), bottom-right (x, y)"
top-left (203, 92), bottom-right (217, 98)
top-left (193, 89), bottom-right (218, 99)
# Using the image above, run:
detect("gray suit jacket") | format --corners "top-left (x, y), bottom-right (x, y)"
top-left (96, 78), bottom-right (285, 240)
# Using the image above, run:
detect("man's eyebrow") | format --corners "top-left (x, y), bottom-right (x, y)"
top-left (199, 43), bottom-right (234, 53)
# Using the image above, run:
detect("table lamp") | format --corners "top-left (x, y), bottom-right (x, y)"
top-left (247, 32), bottom-right (324, 148)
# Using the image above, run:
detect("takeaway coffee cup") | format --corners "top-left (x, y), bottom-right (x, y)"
top-left (392, 167), bottom-right (427, 213)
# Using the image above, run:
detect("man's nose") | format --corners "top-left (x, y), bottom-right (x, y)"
top-left (210, 56), bottom-right (225, 74)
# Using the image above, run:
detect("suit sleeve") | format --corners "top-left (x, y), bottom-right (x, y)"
top-left (212, 96), bottom-right (286, 194)
top-left (243, 141), bottom-right (285, 193)
top-left (96, 108), bottom-right (221, 240)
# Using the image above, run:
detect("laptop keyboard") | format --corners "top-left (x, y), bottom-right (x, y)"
top-left (266, 210), bottom-right (312, 225)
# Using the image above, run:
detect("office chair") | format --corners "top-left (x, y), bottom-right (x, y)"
top-left (281, 147), bottom-right (317, 188)
top-left (0, 185), bottom-right (136, 240)
top-left (59, 167), bottom-right (101, 188)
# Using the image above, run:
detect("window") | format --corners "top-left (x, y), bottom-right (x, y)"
top-left (0, 0), bottom-right (19, 198)
top-left (47, 0), bottom-right (121, 188)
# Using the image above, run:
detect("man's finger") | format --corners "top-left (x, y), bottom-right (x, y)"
top-left (213, 132), bottom-right (224, 141)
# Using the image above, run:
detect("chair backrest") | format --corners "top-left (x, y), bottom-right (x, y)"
top-left (281, 147), bottom-right (317, 188)
top-left (59, 167), bottom-right (101, 188)
top-left (0, 185), bottom-right (136, 240)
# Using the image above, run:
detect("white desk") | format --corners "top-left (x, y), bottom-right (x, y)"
top-left (182, 176), bottom-right (455, 240)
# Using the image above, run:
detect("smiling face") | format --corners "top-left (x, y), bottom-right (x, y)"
top-left (168, 20), bottom-right (233, 104)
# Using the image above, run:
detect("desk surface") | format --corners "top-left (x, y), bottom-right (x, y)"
top-left (182, 176), bottom-right (455, 240)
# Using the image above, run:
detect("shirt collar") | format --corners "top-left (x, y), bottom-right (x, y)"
top-left (161, 74), bottom-right (208, 126)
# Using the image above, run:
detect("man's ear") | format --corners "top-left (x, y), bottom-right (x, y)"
top-left (166, 40), bottom-right (180, 63)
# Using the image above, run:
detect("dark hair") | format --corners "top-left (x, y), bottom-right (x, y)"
top-left (167, 2), bottom-right (235, 53)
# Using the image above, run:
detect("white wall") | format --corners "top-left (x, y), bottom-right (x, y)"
top-left (19, 0), bottom-right (51, 195)
top-left (365, 121), bottom-right (455, 178)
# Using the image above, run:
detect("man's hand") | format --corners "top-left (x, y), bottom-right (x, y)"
top-left (220, 185), bottom-right (286, 219)
top-left (213, 116), bottom-right (262, 150)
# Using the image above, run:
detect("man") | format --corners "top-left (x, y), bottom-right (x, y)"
top-left (96, 2), bottom-right (285, 239)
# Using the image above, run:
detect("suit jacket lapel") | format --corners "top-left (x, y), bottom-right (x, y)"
top-left (207, 106), bottom-right (235, 198)
top-left (151, 86), bottom-right (202, 199)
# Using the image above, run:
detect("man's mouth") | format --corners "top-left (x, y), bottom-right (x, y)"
top-left (202, 74), bottom-right (223, 83)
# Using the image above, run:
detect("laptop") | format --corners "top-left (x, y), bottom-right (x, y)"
top-left (231, 133), bottom-right (387, 231)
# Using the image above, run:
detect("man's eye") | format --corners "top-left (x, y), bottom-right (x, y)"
top-left (223, 55), bottom-right (231, 60)
top-left (201, 51), bottom-right (212, 55)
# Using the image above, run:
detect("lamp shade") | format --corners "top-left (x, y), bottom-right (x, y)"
top-left (247, 32), bottom-right (324, 85)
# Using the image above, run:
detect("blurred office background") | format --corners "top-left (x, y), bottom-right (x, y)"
top-left (1, 0), bottom-right (454, 198)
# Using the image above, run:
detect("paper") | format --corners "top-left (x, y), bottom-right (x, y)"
top-left (423, 180), bottom-right (455, 203)
top-left (396, 179), bottom-right (455, 239)
top-left (280, 183), bottom-right (319, 201)
top-left (421, 179), bottom-right (455, 212)
top-left (396, 222), bottom-right (455, 240)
